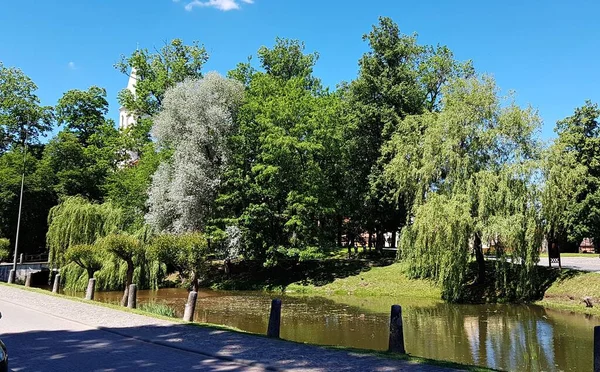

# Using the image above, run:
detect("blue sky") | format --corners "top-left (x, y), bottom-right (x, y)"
top-left (2, 0), bottom-right (600, 141)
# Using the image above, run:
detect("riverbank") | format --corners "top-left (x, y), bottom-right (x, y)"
top-left (0, 283), bottom-right (493, 371)
top-left (536, 270), bottom-right (600, 316)
top-left (286, 262), bottom-right (441, 299)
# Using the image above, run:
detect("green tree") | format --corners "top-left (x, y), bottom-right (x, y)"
top-left (55, 86), bottom-right (109, 144)
top-left (0, 62), bottom-right (53, 152)
top-left (222, 38), bottom-right (347, 263)
top-left (149, 233), bottom-right (209, 291)
top-left (46, 196), bottom-right (123, 266)
top-left (345, 17), bottom-right (472, 249)
top-left (99, 233), bottom-right (143, 306)
top-left (543, 101), bottom-right (600, 251)
top-left (64, 243), bottom-right (104, 279)
top-left (0, 238), bottom-right (9, 262)
top-left (387, 76), bottom-right (542, 301)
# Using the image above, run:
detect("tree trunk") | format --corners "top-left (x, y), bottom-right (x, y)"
top-left (86, 268), bottom-right (95, 280)
top-left (121, 260), bottom-right (134, 307)
top-left (191, 271), bottom-right (199, 292)
top-left (391, 231), bottom-right (397, 248)
top-left (474, 234), bottom-right (485, 285)
top-left (368, 233), bottom-right (373, 249)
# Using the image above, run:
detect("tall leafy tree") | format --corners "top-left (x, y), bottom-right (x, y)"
top-left (345, 17), bottom-right (472, 249)
top-left (543, 101), bottom-right (600, 251)
top-left (0, 62), bottom-right (53, 152)
top-left (39, 86), bottom-right (120, 201)
top-left (222, 38), bottom-right (348, 263)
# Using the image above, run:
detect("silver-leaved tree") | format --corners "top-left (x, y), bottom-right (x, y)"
top-left (146, 72), bottom-right (244, 233)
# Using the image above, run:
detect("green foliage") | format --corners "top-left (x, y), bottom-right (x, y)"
top-left (47, 196), bottom-right (123, 266)
top-left (149, 232), bottom-right (209, 291)
top-left (115, 38), bottom-right (208, 117)
top-left (55, 86), bottom-right (109, 144)
top-left (220, 38), bottom-right (347, 263)
top-left (344, 17), bottom-right (473, 247)
top-left (0, 237), bottom-right (10, 262)
top-left (391, 76), bottom-right (542, 302)
top-left (64, 243), bottom-right (104, 278)
top-left (0, 62), bottom-right (54, 152)
top-left (543, 101), bottom-right (600, 250)
top-left (138, 302), bottom-right (176, 318)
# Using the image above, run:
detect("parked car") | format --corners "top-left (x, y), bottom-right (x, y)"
top-left (0, 312), bottom-right (7, 372)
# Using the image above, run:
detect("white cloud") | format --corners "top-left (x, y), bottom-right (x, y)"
top-left (67, 61), bottom-right (76, 70)
top-left (183, 0), bottom-right (254, 11)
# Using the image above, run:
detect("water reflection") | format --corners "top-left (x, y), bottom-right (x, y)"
top-left (67, 288), bottom-right (599, 371)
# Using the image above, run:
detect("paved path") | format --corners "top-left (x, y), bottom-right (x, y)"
top-left (542, 257), bottom-right (600, 272)
top-left (0, 285), bottom-right (462, 372)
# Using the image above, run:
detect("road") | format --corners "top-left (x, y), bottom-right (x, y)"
top-left (0, 297), bottom-right (263, 371)
top-left (0, 285), bottom-right (460, 372)
top-left (544, 257), bottom-right (600, 272)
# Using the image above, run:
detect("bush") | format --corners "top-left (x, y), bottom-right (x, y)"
top-left (0, 238), bottom-right (10, 262)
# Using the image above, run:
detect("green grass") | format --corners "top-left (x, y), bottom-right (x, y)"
top-left (536, 270), bottom-right (600, 316)
top-left (286, 262), bottom-right (441, 299)
top-left (138, 302), bottom-right (177, 317)
top-left (539, 253), bottom-right (598, 258)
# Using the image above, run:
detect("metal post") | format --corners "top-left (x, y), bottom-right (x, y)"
top-left (127, 284), bottom-right (137, 309)
top-left (52, 273), bottom-right (60, 293)
top-left (85, 278), bottom-right (96, 300)
top-left (11, 136), bottom-right (27, 275)
top-left (388, 305), bottom-right (406, 353)
top-left (594, 326), bottom-right (600, 372)
top-left (183, 291), bottom-right (198, 322)
top-left (267, 298), bottom-right (282, 338)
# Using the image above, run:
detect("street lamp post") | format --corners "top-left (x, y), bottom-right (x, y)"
top-left (8, 133), bottom-right (27, 284)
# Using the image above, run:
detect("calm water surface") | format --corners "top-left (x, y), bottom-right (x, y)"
top-left (67, 288), bottom-right (598, 371)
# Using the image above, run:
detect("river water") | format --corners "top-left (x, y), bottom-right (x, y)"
top-left (67, 288), bottom-right (598, 371)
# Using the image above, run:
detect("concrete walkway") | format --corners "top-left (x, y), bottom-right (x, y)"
top-left (0, 285), bottom-right (465, 372)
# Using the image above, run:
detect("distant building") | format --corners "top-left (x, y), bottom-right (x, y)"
top-left (119, 67), bottom-right (137, 130)
top-left (579, 238), bottom-right (595, 253)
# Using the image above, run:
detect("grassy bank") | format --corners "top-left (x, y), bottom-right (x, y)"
top-left (536, 270), bottom-right (600, 316)
top-left (286, 262), bottom-right (441, 299)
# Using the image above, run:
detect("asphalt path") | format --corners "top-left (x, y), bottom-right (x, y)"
top-left (0, 298), bottom-right (263, 372)
top-left (546, 257), bottom-right (600, 272)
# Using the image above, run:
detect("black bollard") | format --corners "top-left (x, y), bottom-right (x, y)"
top-left (127, 284), bottom-right (137, 309)
top-left (595, 326), bottom-right (600, 372)
top-left (52, 273), bottom-right (60, 293)
top-left (7, 269), bottom-right (15, 284)
top-left (388, 305), bottom-right (406, 353)
top-left (183, 291), bottom-right (198, 322)
top-left (267, 298), bottom-right (282, 338)
top-left (24, 272), bottom-right (32, 287)
top-left (85, 278), bottom-right (96, 300)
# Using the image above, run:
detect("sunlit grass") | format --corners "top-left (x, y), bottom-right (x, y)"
top-left (287, 262), bottom-right (441, 299)
top-left (537, 270), bottom-right (600, 316)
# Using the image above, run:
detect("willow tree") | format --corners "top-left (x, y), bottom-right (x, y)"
top-left (47, 196), bottom-right (123, 266)
top-left (386, 76), bottom-right (542, 302)
top-left (149, 232), bottom-right (209, 291)
top-left (146, 72), bottom-right (244, 233)
top-left (99, 233), bottom-right (143, 306)
top-left (64, 243), bottom-right (104, 279)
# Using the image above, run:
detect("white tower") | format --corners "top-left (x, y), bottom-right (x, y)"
top-left (119, 67), bottom-right (138, 130)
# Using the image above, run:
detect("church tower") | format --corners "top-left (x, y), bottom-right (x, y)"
top-left (119, 67), bottom-right (138, 130)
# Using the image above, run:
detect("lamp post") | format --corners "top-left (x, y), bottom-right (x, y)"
top-left (8, 132), bottom-right (27, 283)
